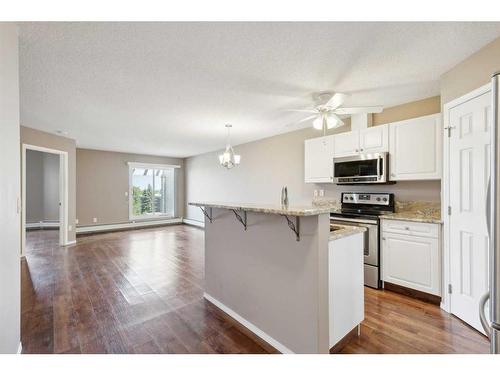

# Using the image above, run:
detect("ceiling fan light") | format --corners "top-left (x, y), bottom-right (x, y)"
top-left (313, 116), bottom-right (323, 130)
top-left (326, 116), bottom-right (341, 129)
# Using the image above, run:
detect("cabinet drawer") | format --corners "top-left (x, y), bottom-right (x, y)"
top-left (382, 219), bottom-right (439, 238)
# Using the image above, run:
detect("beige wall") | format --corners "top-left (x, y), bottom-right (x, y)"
top-left (26, 150), bottom-right (60, 223)
top-left (441, 36), bottom-right (500, 105)
top-left (204, 208), bottom-right (330, 353)
top-left (185, 98), bottom-right (441, 222)
top-left (26, 150), bottom-right (44, 223)
top-left (76, 148), bottom-right (184, 226)
top-left (21, 126), bottom-right (77, 242)
top-left (373, 96), bottom-right (441, 126)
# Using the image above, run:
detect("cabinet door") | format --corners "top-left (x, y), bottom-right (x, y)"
top-left (382, 232), bottom-right (441, 296)
top-left (359, 124), bottom-right (388, 153)
top-left (333, 130), bottom-right (360, 157)
top-left (304, 135), bottom-right (334, 183)
top-left (389, 114), bottom-right (442, 180)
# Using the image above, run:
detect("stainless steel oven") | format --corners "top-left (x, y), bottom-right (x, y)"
top-left (333, 152), bottom-right (389, 184)
top-left (330, 214), bottom-right (380, 288)
top-left (330, 192), bottom-right (395, 289)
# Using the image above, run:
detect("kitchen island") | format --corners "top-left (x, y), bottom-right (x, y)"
top-left (189, 201), bottom-right (365, 354)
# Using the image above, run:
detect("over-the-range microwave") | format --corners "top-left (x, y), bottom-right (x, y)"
top-left (333, 152), bottom-right (390, 184)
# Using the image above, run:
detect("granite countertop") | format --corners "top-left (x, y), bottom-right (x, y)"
top-left (312, 198), bottom-right (442, 224)
top-left (329, 224), bottom-right (366, 241)
top-left (379, 201), bottom-right (442, 224)
top-left (188, 201), bottom-right (332, 217)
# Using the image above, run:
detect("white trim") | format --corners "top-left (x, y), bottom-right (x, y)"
top-left (203, 292), bottom-right (294, 354)
top-left (127, 161), bottom-right (180, 169)
top-left (65, 240), bottom-right (77, 246)
top-left (26, 221), bottom-right (60, 229)
top-left (183, 218), bottom-right (205, 228)
top-left (22, 144), bottom-right (69, 257)
top-left (442, 82), bottom-right (492, 313)
top-left (76, 217), bottom-right (182, 234)
top-left (17, 342), bottom-right (22, 354)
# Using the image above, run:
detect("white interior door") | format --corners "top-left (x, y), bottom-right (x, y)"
top-left (448, 90), bottom-right (491, 333)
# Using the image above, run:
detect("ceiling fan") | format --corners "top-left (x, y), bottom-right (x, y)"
top-left (289, 92), bottom-right (383, 131)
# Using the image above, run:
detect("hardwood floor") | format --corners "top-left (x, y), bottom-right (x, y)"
top-left (21, 226), bottom-right (489, 354)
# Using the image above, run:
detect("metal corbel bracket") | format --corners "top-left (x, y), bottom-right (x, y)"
top-left (282, 215), bottom-right (300, 241)
top-left (199, 207), bottom-right (213, 223)
top-left (232, 209), bottom-right (247, 230)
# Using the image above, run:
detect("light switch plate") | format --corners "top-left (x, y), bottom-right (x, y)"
top-left (319, 189), bottom-right (324, 197)
top-left (93, 217), bottom-right (97, 223)
top-left (314, 190), bottom-right (318, 197)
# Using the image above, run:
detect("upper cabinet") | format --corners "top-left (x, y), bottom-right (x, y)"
top-left (333, 125), bottom-right (389, 158)
top-left (359, 124), bottom-right (389, 154)
top-left (389, 114), bottom-right (442, 181)
top-left (304, 135), bottom-right (335, 183)
top-left (332, 130), bottom-right (360, 157)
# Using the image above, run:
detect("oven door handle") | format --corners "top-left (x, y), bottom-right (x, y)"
top-left (330, 216), bottom-right (378, 225)
top-left (377, 154), bottom-right (382, 179)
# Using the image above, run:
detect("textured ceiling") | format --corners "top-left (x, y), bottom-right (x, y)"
top-left (19, 22), bottom-right (500, 157)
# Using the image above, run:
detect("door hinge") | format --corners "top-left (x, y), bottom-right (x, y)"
top-left (445, 125), bottom-right (455, 138)
top-left (448, 284), bottom-right (453, 294)
top-left (448, 206), bottom-right (452, 215)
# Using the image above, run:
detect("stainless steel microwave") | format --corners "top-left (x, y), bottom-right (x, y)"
top-left (333, 152), bottom-right (389, 184)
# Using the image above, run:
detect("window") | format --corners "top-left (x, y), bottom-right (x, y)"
top-left (128, 163), bottom-right (178, 220)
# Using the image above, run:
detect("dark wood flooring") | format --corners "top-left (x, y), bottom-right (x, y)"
top-left (21, 226), bottom-right (489, 354)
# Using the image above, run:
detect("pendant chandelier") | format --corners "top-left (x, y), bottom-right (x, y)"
top-left (218, 124), bottom-right (241, 169)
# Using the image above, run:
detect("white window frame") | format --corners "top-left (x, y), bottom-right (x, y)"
top-left (128, 162), bottom-right (180, 221)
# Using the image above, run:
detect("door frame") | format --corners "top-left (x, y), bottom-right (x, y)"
top-left (442, 83), bottom-right (492, 312)
top-left (21, 143), bottom-right (69, 256)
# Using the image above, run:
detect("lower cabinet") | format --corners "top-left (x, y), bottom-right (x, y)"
top-left (381, 220), bottom-right (441, 297)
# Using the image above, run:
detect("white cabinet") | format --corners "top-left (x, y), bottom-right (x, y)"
top-left (333, 130), bottom-right (360, 157)
top-left (389, 114), bottom-right (442, 180)
top-left (304, 135), bottom-right (334, 183)
top-left (333, 125), bottom-right (389, 158)
top-left (359, 124), bottom-right (389, 154)
top-left (382, 219), bottom-right (441, 296)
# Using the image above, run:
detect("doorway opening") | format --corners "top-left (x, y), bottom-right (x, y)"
top-left (22, 144), bottom-right (69, 256)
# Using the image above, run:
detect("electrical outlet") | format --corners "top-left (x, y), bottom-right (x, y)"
top-left (93, 217), bottom-right (97, 223)
top-left (68, 225), bottom-right (72, 231)
top-left (125, 191), bottom-right (128, 196)
top-left (75, 219), bottom-right (79, 224)
top-left (319, 189), bottom-right (324, 197)
top-left (314, 190), bottom-right (318, 197)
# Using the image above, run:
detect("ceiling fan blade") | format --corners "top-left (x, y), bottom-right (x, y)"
top-left (296, 115), bottom-right (318, 124)
top-left (285, 115), bottom-right (318, 127)
top-left (325, 93), bottom-right (347, 109)
top-left (283, 109), bottom-right (318, 113)
top-left (334, 106), bottom-right (384, 115)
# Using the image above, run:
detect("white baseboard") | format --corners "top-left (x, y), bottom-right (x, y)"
top-left (183, 218), bottom-right (205, 228)
top-left (76, 218), bottom-right (183, 234)
top-left (26, 221), bottom-right (59, 229)
top-left (17, 342), bottom-right (22, 354)
top-left (203, 292), bottom-right (293, 354)
top-left (64, 240), bottom-right (77, 246)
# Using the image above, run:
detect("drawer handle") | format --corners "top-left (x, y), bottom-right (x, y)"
top-left (405, 226), bottom-right (410, 230)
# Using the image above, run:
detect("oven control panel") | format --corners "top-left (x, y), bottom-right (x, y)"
top-left (342, 192), bottom-right (391, 205)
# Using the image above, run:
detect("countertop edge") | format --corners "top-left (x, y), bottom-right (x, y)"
top-left (188, 202), bottom-right (332, 217)
top-left (329, 225), bottom-right (367, 241)
top-left (379, 215), bottom-right (443, 224)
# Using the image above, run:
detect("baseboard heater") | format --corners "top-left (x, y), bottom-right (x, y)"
top-left (76, 217), bottom-right (183, 234)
